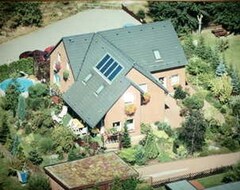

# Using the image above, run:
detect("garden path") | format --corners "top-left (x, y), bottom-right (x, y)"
top-left (136, 152), bottom-right (240, 182)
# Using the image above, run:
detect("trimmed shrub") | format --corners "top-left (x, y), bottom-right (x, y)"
top-left (183, 94), bottom-right (204, 110)
top-left (173, 85), bottom-right (187, 100)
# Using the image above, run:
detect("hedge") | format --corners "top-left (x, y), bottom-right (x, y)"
top-left (0, 58), bottom-right (34, 82)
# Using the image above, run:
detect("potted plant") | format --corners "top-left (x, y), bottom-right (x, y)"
top-left (54, 63), bottom-right (61, 73)
top-left (124, 104), bottom-right (137, 116)
top-left (142, 93), bottom-right (151, 104)
top-left (63, 70), bottom-right (70, 81)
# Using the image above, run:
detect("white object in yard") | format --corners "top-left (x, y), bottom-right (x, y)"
top-left (81, 127), bottom-right (88, 135)
top-left (52, 114), bottom-right (62, 123)
top-left (58, 105), bottom-right (68, 118)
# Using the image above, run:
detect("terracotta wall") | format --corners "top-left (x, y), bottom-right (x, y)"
top-left (50, 42), bottom-right (75, 93)
top-left (104, 68), bottom-right (166, 136)
top-left (153, 67), bottom-right (186, 93)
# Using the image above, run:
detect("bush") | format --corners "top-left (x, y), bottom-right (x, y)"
top-left (118, 148), bottom-right (137, 165)
top-left (155, 121), bottom-right (174, 137)
top-left (173, 85), bottom-right (187, 100)
top-left (135, 145), bottom-right (147, 165)
top-left (28, 83), bottom-right (48, 98)
top-left (39, 137), bottom-right (54, 154)
top-left (63, 70), bottom-right (69, 81)
top-left (187, 56), bottom-right (211, 76)
top-left (28, 150), bottom-right (43, 165)
top-left (27, 174), bottom-right (50, 190)
top-left (0, 58), bottom-right (34, 82)
top-left (140, 123), bottom-right (152, 134)
top-left (183, 94), bottom-right (204, 110)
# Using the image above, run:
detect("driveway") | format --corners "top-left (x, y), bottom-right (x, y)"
top-left (136, 152), bottom-right (240, 182)
top-left (0, 9), bottom-right (140, 65)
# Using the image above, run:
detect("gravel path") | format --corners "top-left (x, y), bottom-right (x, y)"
top-left (0, 9), bottom-right (140, 65)
top-left (136, 152), bottom-right (240, 182)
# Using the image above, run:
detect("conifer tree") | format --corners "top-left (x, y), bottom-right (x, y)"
top-left (121, 123), bottom-right (131, 148)
top-left (17, 95), bottom-right (26, 121)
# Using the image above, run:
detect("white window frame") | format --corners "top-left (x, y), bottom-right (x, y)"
top-left (112, 121), bottom-right (121, 132)
top-left (123, 92), bottom-right (134, 104)
top-left (159, 77), bottom-right (167, 88)
top-left (153, 50), bottom-right (161, 60)
top-left (139, 83), bottom-right (148, 93)
top-left (57, 52), bottom-right (61, 63)
top-left (171, 74), bottom-right (179, 86)
top-left (126, 119), bottom-right (134, 131)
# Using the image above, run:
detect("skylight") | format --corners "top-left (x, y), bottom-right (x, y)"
top-left (82, 73), bottom-right (92, 85)
top-left (153, 50), bottom-right (161, 60)
top-left (95, 85), bottom-right (105, 96)
top-left (95, 54), bottom-right (123, 82)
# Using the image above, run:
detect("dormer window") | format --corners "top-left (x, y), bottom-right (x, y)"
top-left (153, 50), bottom-right (161, 60)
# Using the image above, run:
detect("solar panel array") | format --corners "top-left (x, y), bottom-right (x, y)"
top-left (95, 54), bottom-right (123, 82)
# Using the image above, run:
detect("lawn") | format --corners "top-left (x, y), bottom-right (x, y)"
top-left (192, 29), bottom-right (240, 74)
top-left (196, 173), bottom-right (226, 188)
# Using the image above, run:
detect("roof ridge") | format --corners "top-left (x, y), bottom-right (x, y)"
top-left (75, 34), bottom-right (95, 80)
top-left (98, 32), bottom-right (169, 95)
top-left (97, 32), bottom-right (136, 66)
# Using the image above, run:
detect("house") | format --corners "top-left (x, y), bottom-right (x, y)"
top-left (49, 20), bottom-right (187, 136)
top-left (44, 152), bottom-right (139, 190)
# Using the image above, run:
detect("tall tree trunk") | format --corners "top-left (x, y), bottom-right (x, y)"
top-left (197, 14), bottom-right (203, 34)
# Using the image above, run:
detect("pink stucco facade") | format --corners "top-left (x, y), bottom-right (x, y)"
top-left (104, 68), bottom-right (167, 135)
top-left (50, 45), bottom-right (186, 135)
top-left (50, 42), bottom-right (74, 93)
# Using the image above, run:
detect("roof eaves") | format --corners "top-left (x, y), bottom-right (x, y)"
top-left (126, 78), bottom-right (145, 94)
top-left (133, 64), bottom-right (169, 94)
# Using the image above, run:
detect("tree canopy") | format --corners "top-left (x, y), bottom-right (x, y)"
top-left (179, 110), bottom-right (207, 154)
top-left (147, 2), bottom-right (240, 34)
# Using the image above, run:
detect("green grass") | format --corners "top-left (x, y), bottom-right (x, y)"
top-left (62, 113), bottom-right (72, 127)
top-left (192, 29), bottom-right (240, 75)
top-left (197, 173), bottom-right (226, 188)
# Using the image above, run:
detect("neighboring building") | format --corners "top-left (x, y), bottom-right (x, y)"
top-left (44, 152), bottom-right (138, 190)
top-left (49, 20), bottom-right (187, 135)
top-left (165, 180), bottom-right (197, 190)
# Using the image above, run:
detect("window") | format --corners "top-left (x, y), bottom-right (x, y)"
top-left (57, 52), bottom-right (61, 63)
top-left (95, 54), bottom-right (123, 82)
top-left (112, 121), bottom-right (121, 132)
top-left (139, 84), bottom-right (148, 93)
top-left (153, 50), bottom-right (161, 60)
top-left (159, 77), bottom-right (167, 88)
top-left (82, 73), bottom-right (92, 85)
top-left (95, 85), bottom-right (104, 96)
top-left (125, 119), bottom-right (134, 131)
top-left (171, 75), bottom-right (179, 86)
top-left (123, 92), bottom-right (134, 104)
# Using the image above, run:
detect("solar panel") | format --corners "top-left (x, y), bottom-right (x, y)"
top-left (95, 54), bottom-right (123, 82)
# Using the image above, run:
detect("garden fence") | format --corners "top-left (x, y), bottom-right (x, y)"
top-left (151, 165), bottom-right (231, 188)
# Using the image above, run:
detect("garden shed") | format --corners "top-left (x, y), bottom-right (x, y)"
top-left (44, 152), bottom-right (138, 190)
top-left (165, 180), bottom-right (197, 190)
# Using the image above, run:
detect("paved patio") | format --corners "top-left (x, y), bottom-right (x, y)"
top-left (0, 9), bottom-right (140, 65)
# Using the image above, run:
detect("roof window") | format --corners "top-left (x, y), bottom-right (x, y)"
top-left (153, 50), bottom-right (162, 60)
top-left (95, 85), bottom-right (105, 96)
top-left (82, 73), bottom-right (92, 85)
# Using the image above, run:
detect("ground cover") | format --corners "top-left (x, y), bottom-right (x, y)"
top-left (197, 173), bottom-right (225, 188)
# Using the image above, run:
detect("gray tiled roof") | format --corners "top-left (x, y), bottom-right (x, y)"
top-left (61, 20), bottom-right (187, 127)
top-left (99, 20), bottom-right (187, 72)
